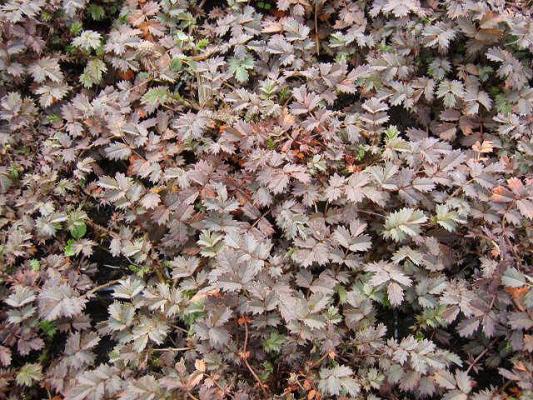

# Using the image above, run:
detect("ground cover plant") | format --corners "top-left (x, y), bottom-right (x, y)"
top-left (0, 0), bottom-right (532, 398)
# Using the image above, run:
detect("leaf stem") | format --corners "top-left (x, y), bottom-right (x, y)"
top-left (84, 279), bottom-right (121, 298)
top-left (465, 338), bottom-right (498, 374)
top-left (151, 347), bottom-right (191, 352)
top-left (240, 319), bottom-right (269, 395)
top-left (314, 1), bottom-right (320, 56)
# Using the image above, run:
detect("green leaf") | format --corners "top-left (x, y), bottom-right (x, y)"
top-left (68, 210), bottom-right (88, 239)
top-left (170, 57), bottom-right (185, 72)
top-left (70, 22), bottom-right (83, 36)
top-left (141, 87), bottom-right (174, 107)
top-left (197, 230), bottom-right (224, 257)
top-left (8, 164), bottom-right (21, 179)
top-left (128, 264), bottom-right (150, 278)
top-left (337, 285), bottom-right (348, 304)
top-left (384, 125), bottom-right (400, 139)
top-left (47, 114), bottom-right (62, 124)
top-left (80, 58), bottom-right (107, 88)
top-left (64, 239), bottom-right (76, 257)
top-left (182, 300), bottom-right (205, 329)
top-left (39, 320), bottom-right (57, 338)
top-left (70, 221), bottom-right (87, 239)
top-left (228, 56), bottom-right (254, 83)
top-left (30, 259), bottom-right (41, 271)
top-left (16, 363), bottom-right (43, 386)
top-left (259, 361), bottom-right (273, 381)
top-left (88, 4), bottom-right (105, 20)
top-left (177, 12), bottom-right (196, 29)
top-left (196, 38), bottom-right (209, 50)
top-left (263, 331), bottom-right (285, 353)
top-left (495, 94), bottom-right (512, 115)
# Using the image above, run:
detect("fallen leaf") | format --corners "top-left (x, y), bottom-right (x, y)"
top-left (473, 140), bottom-right (493, 154)
top-left (505, 286), bottom-right (528, 312)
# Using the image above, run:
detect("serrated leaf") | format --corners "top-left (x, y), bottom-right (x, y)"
top-left (141, 87), bottom-right (174, 107)
top-left (0, 346), bottom-right (11, 367)
top-left (29, 57), bottom-right (64, 83)
top-left (70, 221), bottom-right (87, 239)
top-left (263, 331), bottom-right (285, 353)
top-left (72, 30), bottom-right (102, 51)
top-left (387, 281), bottom-right (404, 306)
top-left (502, 268), bottom-right (526, 288)
top-left (318, 365), bottom-right (360, 397)
top-left (383, 208), bottom-right (427, 242)
top-left (455, 371), bottom-right (472, 394)
top-left (80, 59), bottom-right (107, 88)
top-left (228, 56), bottom-right (254, 83)
top-left (113, 277), bottom-right (145, 300)
top-left (435, 204), bottom-right (465, 232)
top-left (66, 364), bottom-right (123, 400)
top-left (38, 282), bottom-right (87, 320)
top-left (105, 142), bottom-right (132, 160)
top-left (16, 363), bottom-right (43, 386)
top-left (5, 286), bottom-right (36, 308)
top-left (333, 220), bottom-right (372, 252)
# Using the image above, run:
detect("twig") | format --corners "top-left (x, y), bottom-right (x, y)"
top-left (125, 77), bottom-right (152, 94)
top-left (164, 96), bottom-right (202, 112)
top-left (242, 320), bottom-right (249, 351)
top-left (172, 324), bottom-right (190, 334)
top-left (153, 261), bottom-right (169, 284)
top-left (488, 294), bottom-right (497, 311)
top-left (125, 254), bottom-right (167, 284)
top-left (306, 352), bottom-right (329, 370)
top-left (249, 208), bottom-right (271, 230)
top-left (151, 347), bottom-right (191, 352)
top-left (465, 347), bottom-right (490, 374)
top-left (466, 338), bottom-right (497, 374)
top-left (87, 220), bottom-right (117, 238)
top-left (208, 374), bottom-right (234, 399)
top-left (240, 319), bottom-right (269, 395)
top-left (448, 178), bottom-right (475, 199)
top-left (243, 352), bottom-right (267, 394)
top-left (314, 1), bottom-right (320, 56)
top-left (103, 264), bottom-right (122, 269)
top-left (355, 209), bottom-right (385, 219)
top-left (190, 47), bottom-right (220, 62)
top-left (84, 279), bottom-right (121, 298)
top-left (499, 379), bottom-right (513, 394)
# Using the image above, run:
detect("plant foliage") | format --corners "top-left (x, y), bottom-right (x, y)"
top-left (0, 0), bottom-right (532, 399)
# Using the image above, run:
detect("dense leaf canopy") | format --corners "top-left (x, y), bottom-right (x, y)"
top-left (0, 0), bottom-right (532, 399)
